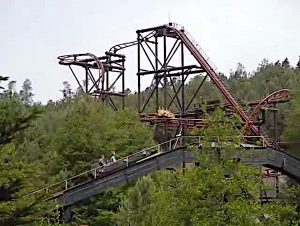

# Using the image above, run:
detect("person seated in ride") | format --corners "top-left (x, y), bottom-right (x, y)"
top-left (98, 155), bottom-right (106, 167)
top-left (142, 150), bottom-right (150, 156)
top-left (95, 155), bottom-right (106, 174)
top-left (110, 151), bottom-right (117, 164)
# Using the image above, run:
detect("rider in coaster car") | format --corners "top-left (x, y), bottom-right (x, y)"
top-left (98, 155), bottom-right (106, 167)
top-left (110, 151), bottom-right (117, 164)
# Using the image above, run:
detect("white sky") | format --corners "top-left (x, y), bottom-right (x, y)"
top-left (0, 0), bottom-right (299, 103)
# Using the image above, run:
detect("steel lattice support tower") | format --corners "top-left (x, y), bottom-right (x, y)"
top-left (136, 26), bottom-right (206, 116)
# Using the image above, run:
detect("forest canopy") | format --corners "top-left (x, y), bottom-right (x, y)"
top-left (0, 58), bottom-right (300, 225)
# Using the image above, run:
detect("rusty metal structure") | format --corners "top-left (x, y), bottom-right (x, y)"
top-left (58, 52), bottom-right (126, 110)
top-left (249, 89), bottom-right (291, 117)
top-left (58, 22), bottom-right (291, 150)
top-left (139, 88), bottom-right (291, 131)
top-left (248, 89), bottom-right (291, 141)
top-left (136, 25), bottom-right (205, 115)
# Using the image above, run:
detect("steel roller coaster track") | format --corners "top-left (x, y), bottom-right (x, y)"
top-left (58, 23), bottom-right (291, 150)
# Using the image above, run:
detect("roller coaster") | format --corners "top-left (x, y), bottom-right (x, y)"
top-left (31, 23), bottom-right (297, 219)
top-left (57, 22), bottom-right (291, 149)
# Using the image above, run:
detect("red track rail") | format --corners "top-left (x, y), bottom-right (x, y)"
top-left (250, 89), bottom-right (291, 117)
top-left (166, 23), bottom-right (280, 149)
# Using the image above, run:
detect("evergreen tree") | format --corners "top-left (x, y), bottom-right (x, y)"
top-left (296, 56), bottom-right (300, 70)
top-left (274, 60), bottom-right (281, 66)
top-left (258, 58), bottom-right (272, 71)
top-left (282, 57), bottom-right (290, 68)
top-left (0, 78), bottom-right (45, 225)
top-left (230, 63), bottom-right (247, 79)
top-left (61, 81), bottom-right (72, 99)
top-left (0, 76), bottom-right (9, 91)
top-left (20, 79), bottom-right (34, 106)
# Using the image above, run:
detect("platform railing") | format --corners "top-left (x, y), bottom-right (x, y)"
top-left (27, 137), bottom-right (182, 196)
top-left (168, 22), bottom-right (219, 74)
top-left (27, 135), bottom-right (266, 196)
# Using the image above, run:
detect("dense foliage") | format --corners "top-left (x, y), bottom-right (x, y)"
top-left (0, 76), bottom-right (155, 225)
top-left (0, 58), bottom-right (299, 225)
top-left (0, 77), bottom-right (45, 225)
top-left (117, 110), bottom-right (300, 226)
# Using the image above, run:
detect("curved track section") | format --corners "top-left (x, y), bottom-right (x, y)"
top-left (58, 53), bottom-right (105, 85)
top-left (109, 40), bottom-right (138, 53)
top-left (108, 30), bottom-right (155, 53)
top-left (58, 53), bottom-right (106, 98)
top-left (250, 89), bottom-right (291, 117)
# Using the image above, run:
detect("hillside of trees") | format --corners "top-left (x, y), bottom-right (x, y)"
top-left (0, 57), bottom-right (300, 225)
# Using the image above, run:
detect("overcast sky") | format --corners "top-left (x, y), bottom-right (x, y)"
top-left (0, 0), bottom-right (299, 103)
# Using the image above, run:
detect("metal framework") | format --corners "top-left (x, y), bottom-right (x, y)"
top-left (136, 25), bottom-right (205, 115)
top-left (58, 52), bottom-right (126, 110)
top-left (183, 89), bottom-right (291, 122)
top-left (249, 89), bottom-right (291, 142)
top-left (57, 22), bottom-right (293, 150)
top-left (134, 23), bottom-right (269, 145)
top-left (249, 89), bottom-right (291, 117)
top-left (140, 113), bottom-right (206, 129)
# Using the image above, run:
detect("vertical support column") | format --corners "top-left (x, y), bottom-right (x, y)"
top-left (163, 34), bottom-right (168, 142)
top-left (275, 174), bottom-right (279, 197)
top-left (106, 55), bottom-right (110, 91)
top-left (106, 71), bottom-right (109, 91)
top-left (181, 41), bottom-right (185, 115)
top-left (122, 59), bottom-right (125, 109)
top-left (261, 109), bottom-right (265, 125)
top-left (105, 69), bottom-right (109, 103)
top-left (273, 103), bottom-right (278, 141)
top-left (85, 68), bottom-right (89, 93)
top-left (137, 32), bottom-right (141, 113)
top-left (101, 65), bottom-right (105, 96)
top-left (63, 206), bottom-right (72, 222)
top-left (180, 40), bottom-right (185, 172)
top-left (163, 34), bottom-right (167, 109)
top-left (155, 36), bottom-right (159, 111)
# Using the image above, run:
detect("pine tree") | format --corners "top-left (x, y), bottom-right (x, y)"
top-left (20, 79), bottom-right (34, 106)
top-left (0, 78), bottom-right (44, 225)
top-left (296, 56), bottom-right (300, 70)
top-left (230, 63), bottom-right (247, 79)
top-left (282, 57), bottom-right (290, 68)
top-left (61, 81), bottom-right (72, 99)
top-left (0, 76), bottom-right (9, 93)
